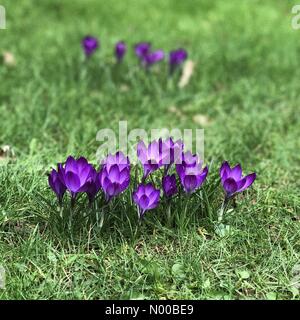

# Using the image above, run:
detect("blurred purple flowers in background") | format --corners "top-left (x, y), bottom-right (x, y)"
top-left (144, 50), bottom-right (165, 67)
top-left (134, 42), bottom-right (164, 67)
top-left (115, 41), bottom-right (127, 62)
top-left (82, 36), bottom-right (99, 57)
top-left (133, 183), bottom-right (160, 217)
top-left (135, 42), bottom-right (151, 59)
top-left (81, 37), bottom-right (188, 77)
top-left (220, 161), bottom-right (256, 198)
top-left (169, 48), bottom-right (188, 73)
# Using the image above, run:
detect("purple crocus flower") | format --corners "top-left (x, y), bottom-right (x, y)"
top-left (162, 174), bottom-right (178, 198)
top-left (180, 151), bottom-right (199, 168)
top-left (175, 151), bottom-right (199, 175)
top-left (177, 160), bottom-right (208, 194)
top-left (59, 156), bottom-right (93, 198)
top-left (115, 41), bottom-right (127, 62)
top-left (133, 183), bottom-right (160, 217)
top-left (82, 36), bottom-right (99, 57)
top-left (169, 48), bottom-right (188, 73)
top-left (48, 165), bottom-right (67, 204)
top-left (135, 42), bottom-right (151, 59)
top-left (144, 50), bottom-right (164, 67)
top-left (99, 151), bottom-right (131, 201)
top-left (85, 166), bottom-right (101, 203)
top-left (220, 161), bottom-right (256, 198)
top-left (137, 139), bottom-right (164, 179)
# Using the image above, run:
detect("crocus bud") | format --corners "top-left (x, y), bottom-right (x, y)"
top-left (162, 174), bottom-right (178, 198)
top-left (115, 41), bottom-right (127, 62)
top-left (85, 166), bottom-right (101, 203)
top-left (144, 50), bottom-right (164, 67)
top-left (82, 36), bottom-right (99, 57)
top-left (48, 166), bottom-right (66, 204)
top-left (135, 42), bottom-right (151, 59)
top-left (169, 48), bottom-right (188, 73)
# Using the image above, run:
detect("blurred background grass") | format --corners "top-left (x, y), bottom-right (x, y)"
top-left (0, 0), bottom-right (300, 299)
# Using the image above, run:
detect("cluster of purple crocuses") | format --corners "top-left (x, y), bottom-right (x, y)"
top-left (81, 36), bottom-right (188, 73)
top-left (48, 138), bottom-right (256, 220)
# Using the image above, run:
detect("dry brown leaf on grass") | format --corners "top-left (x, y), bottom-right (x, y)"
top-left (197, 227), bottom-right (213, 240)
top-left (192, 114), bottom-right (212, 126)
top-left (2, 51), bottom-right (16, 66)
top-left (168, 105), bottom-right (182, 116)
top-left (119, 84), bottom-right (130, 92)
top-left (178, 60), bottom-right (195, 88)
top-left (168, 105), bottom-right (186, 119)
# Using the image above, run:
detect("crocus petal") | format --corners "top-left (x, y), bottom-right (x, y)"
top-left (77, 182), bottom-right (89, 193)
top-left (65, 156), bottom-right (77, 173)
top-left (139, 195), bottom-right (150, 210)
top-left (236, 177), bottom-right (247, 191)
top-left (223, 178), bottom-right (238, 196)
top-left (137, 140), bottom-right (147, 163)
top-left (119, 169), bottom-right (130, 184)
top-left (57, 163), bottom-right (65, 184)
top-left (148, 199), bottom-right (160, 210)
top-left (109, 164), bottom-right (120, 183)
top-left (238, 173), bottom-right (256, 192)
top-left (197, 166), bottom-right (208, 187)
top-left (183, 151), bottom-right (198, 167)
top-left (79, 164), bottom-right (92, 185)
top-left (133, 192), bottom-right (139, 204)
top-left (107, 183), bottom-right (116, 197)
top-left (101, 175), bottom-right (111, 191)
top-left (119, 179), bottom-right (130, 193)
top-left (48, 170), bottom-right (57, 191)
top-left (183, 175), bottom-right (198, 193)
top-left (230, 164), bottom-right (242, 180)
top-left (145, 183), bottom-right (155, 196)
top-left (65, 171), bottom-right (81, 193)
top-left (148, 190), bottom-right (160, 207)
top-left (137, 184), bottom-right (146, 196)
top-left (220, 161), bottom-right (230, 180)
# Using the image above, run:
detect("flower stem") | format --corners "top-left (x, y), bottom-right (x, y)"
top-left (218, 197), bottom-right (230, 223)
top-left (167, 202), bottom-right (171, 227)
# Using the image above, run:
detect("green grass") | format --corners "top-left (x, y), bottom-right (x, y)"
top-left (0, 0), bottom-right (300, 299)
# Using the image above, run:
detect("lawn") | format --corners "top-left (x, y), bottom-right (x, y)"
top-left (0, 0), bottom-right (300, 300)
